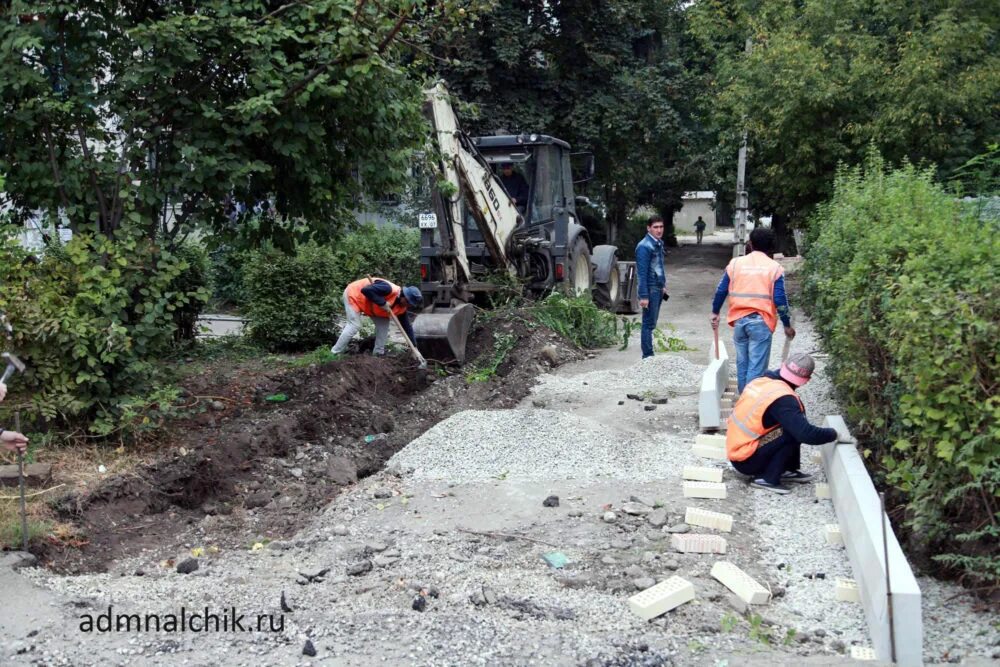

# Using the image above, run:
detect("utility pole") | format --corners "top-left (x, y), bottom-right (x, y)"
top-left (733, 37), bottom-right (753, 259)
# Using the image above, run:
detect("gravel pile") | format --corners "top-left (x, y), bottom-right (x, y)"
top-left (388, 409), bottom-right (687, 482)
top-left (531, 354), bottom-right (704, 400)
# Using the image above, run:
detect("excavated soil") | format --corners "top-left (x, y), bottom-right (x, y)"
top-left (39, 311), bottom-right (582, 574)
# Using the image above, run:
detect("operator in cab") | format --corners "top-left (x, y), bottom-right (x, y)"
top-left (498, 162), bottom-right (529, 210)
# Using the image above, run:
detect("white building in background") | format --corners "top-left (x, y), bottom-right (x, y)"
top-left (674, 191), bottom-right (716, 234)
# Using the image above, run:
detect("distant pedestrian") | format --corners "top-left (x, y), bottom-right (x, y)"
top-left (710, 227), bottom-right (794, 393)
top-left (635, 215), bottom-right (669, 359)
top-left (694, 216), bottom-right (707, 244)
top-left (331, 277), bottom-right (423, 357)
top-left (726, 353), bottom-right (848, 494)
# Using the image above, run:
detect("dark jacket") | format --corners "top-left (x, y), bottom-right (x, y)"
top-left (760, 370), bottom-right (838, 444)
top-left (359, 280), bottom-right (416, 344)
top-left (635, 233), bottom-right (666, 299)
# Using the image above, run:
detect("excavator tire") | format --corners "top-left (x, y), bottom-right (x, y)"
top-left (593, 254), bottom-right (622, 311)
top-left (563, 237), bottom-right (593, 298)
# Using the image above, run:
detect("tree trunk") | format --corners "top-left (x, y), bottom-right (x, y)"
top-left (770, 213), bottom-right (798, 256)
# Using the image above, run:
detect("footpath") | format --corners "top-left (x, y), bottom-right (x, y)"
top-left (3, 234), bottom-right (998, 665)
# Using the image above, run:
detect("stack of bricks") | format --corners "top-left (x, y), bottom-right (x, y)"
top-left (671, 533), bottom-right (727, 554)
top-left (692, 433), bottom-right (727, 461)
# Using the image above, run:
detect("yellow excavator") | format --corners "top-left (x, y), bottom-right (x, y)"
top-left (413, 85), bottom-right (639, 363)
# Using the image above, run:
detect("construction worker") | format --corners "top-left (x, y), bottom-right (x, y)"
top-left (0, 382), bottom-right (29, 453)
top-left (710, 227), bottom-right (794, 393)
top-left (331, 278), bottom-right (423, 357)
top-left (635, 215), bottom-right (669, 359)
top-left (726, 353), bottom-right (847, 494)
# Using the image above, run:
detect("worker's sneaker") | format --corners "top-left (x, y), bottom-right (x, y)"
top-left (750, 479), bottom-right (791, 494)
top-left (781, 470), bottom-right (814, 484)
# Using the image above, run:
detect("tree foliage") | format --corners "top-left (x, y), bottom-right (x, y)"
top-left (0, 0), bottom-right (471, 248)
top-left (690, 0), bottom-right (1000, 224)
top-left (435, 0), bottom-right (714, 229)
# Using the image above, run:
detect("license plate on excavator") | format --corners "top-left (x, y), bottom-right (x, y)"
top-left (418, 213), bottom-right (438, 229)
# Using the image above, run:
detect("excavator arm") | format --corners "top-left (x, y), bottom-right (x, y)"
top-left (425, 84), bottom-right (522, 277)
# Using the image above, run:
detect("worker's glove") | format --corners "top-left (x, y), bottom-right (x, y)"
top-left (0, 429), bottom-right (28, 454)
top-left (0, 382), bottom-right (6, 402)
top-left (835, 429), bottom-right (857, 445)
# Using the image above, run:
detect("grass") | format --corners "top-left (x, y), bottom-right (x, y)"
top-left (466, 332), bottom-right (517, 383)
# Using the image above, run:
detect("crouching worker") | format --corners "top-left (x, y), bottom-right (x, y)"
top-left (725, 353), bottom-right (840, 494)
top-left (331, 278), bottom-right (423, 357)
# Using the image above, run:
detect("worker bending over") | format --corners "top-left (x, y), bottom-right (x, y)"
top-left (331, 278), bottom-right (423, 357)
top-left (710, 227), bottom-right (794, 393)
top-left (726, 353), bottom-right (849, 494)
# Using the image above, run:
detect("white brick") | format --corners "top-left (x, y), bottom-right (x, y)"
top-left (627, 575), bottom-right (695, 620)
top-left (671, 533), bottom-right (727, 554)
top-left (695, 433), bottom-right (727, 448)
top-left (683, 481), bottom-right (727, 499)
top-left (711, 561), bottom-right (770, 605)
top-left (685, 507), bottom-right (733, 532)
top-left (824, 524), bottom-right (843, 546)
top-left (720, 408), bottom-right (732, 420)
top-left (691, 444), bottom-right (728, 461)
top-left (682, 466), bottom-right (724, 483)
top-left (810, 450), bottom-right (823, 465)
top-left (815, 482), bottom-right (831, 499)
top-left (836, 577), bottom-right (860, 602)
top-left (849, 646), bottom-right (876, 661)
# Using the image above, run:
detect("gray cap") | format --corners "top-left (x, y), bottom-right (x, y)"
top-left (779, 352), bottom-right (815, 387)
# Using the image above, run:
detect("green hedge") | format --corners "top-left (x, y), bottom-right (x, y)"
top-left (0, 229), bottom-right (208, 434)
top-left (803, 155), bottom-right (999, 586)
top-left (241, 225), bottom-right (419, 351)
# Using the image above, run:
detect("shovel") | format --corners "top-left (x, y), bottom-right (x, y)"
top-left (367, 276), bottom-right (428, 370)
top-left (15, 410), bottom-right (28, 552)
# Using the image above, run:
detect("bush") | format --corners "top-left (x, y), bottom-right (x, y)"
top-left (241, 243), bottom-right (342, 351)
top-left (802, 153), bottom-right (999, 586)
top-left (241, 225), bottom-right (420, 351)
top-left (207, 243), bottom-right (251, 309)
top-left (170, 243), bottom-right (210, 341)
top-left (0, 228), bottom-right (208, 433)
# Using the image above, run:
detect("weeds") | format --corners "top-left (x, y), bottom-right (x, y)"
top-left (653, 325), bottom-right (691, 353)
top-left (287, 346), bottom-right (342, 368)
top-left (530, 293), bottom-right (621, 349)
top-left (465, 332), bottom-right (517, 383)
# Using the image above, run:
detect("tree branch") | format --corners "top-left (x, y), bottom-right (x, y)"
top-left (74, 125), bottom-right (111, 231)
top-left (41, 124), bottom-right (71, 213)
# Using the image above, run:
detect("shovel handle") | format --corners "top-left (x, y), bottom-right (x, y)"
top-left (15, 410), bottom-right (27, 551)
top-left (713, 325), bottom-right (720, 360)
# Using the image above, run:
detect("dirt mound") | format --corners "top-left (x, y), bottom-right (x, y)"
top-left (40, 311), bottom-right (582, 573)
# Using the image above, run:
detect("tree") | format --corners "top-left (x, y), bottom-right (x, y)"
top-left (434, 0), bottom-right (714, 238)
top-left (689, 0), bottom-right (1000, 231)
top-left (0, 0), bottom-right (471, 249)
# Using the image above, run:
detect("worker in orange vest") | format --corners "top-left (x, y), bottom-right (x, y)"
top-left (726, 353), bottom-right (851, 493)
top-left (330, 278), bottom-right (423, 357)
top-left (710, 227), bottom-right (795, 393)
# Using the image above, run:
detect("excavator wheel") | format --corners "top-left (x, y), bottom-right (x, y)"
top-left (593, 256), bottom-right (622, 310)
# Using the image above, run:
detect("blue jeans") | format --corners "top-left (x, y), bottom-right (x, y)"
top-left (640, 289), bottom-right (664, 358)
top-left (731, 431), bottom-right (801, 485)
top-left (733, 313), bottom-right (773, 393)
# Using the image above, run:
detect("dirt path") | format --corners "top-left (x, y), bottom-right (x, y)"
top-left (4, 234), bottom-right (998, 665)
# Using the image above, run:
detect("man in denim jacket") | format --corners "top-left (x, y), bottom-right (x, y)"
top-left (635, 216), bottom-right (669, 358)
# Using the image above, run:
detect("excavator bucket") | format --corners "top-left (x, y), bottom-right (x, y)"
top-left (414, 303), bottom-right (476, 364)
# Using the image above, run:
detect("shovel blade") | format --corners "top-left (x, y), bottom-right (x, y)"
top-left (414, 304), bottom-right (475, 364)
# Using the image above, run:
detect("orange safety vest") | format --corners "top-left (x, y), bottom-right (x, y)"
top-left (725, 251), bottom-right (784, 332)
top-left (345, 278), bottom-right (408, 318)
top-left (726, 376), bottom-right (804, 462)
